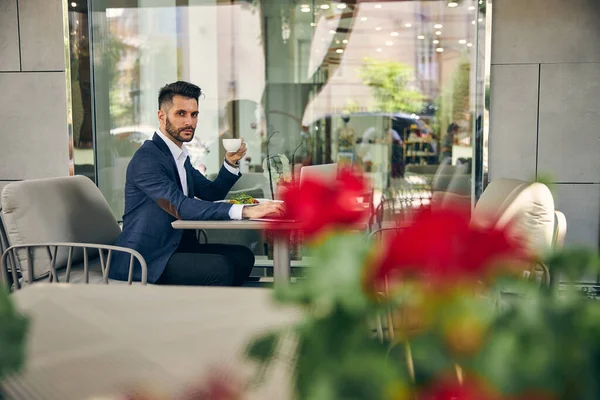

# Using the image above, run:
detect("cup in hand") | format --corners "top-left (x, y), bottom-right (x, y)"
top-left (222, 139), bottom-right (242, 152)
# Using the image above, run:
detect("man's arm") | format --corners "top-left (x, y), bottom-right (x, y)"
top-left (190, 161), bottom-right (240, 202)
top-left (132, 153), bottom-right (232, 220)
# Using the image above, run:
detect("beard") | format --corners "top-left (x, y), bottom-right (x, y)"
top-left (165, 117), bottom-right (195, 143)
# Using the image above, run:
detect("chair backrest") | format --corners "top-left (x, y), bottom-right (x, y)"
top-left (299, 163), bottom-right (338, 186)
top-left (430, 158), bottom-right (455, 191)
top-left (0, 176), bottom-right (121, 281)
top-left (553, 210), bottom-right (567, 250)
top-left (431, 162), bottom-right (471, 209)
top-left (0, 212), bottom-right (10, 261)
top-left (208, 172), bottom-right (272, 200)
top-left (472, 178), bottom-right (555, 255)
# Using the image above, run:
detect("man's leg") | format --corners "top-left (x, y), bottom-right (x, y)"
top-left (185, 243), bottom-right (255, 286)
top-left (157, 253), bottom-right (235, 286)
top-left (175, 231), bottom-right (255, 286)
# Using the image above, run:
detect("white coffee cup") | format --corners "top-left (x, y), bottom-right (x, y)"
top-left (222, 139), bottom-right (242, 152)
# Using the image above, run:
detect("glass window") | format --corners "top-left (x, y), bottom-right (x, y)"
top-left (88, 0), bottom-right (489, 219)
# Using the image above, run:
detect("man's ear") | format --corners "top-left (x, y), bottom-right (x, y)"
top-left (158, 109), bottom-right (166, 124)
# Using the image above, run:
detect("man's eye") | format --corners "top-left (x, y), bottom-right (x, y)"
top-left (179, 111), bottom-right (185, 116)
top-left (192, 112), bottom-right (199, 117)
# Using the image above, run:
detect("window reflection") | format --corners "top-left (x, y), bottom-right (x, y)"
top-left (68, 3), bottom-right (95, 181)
top-left (89, 0), bottom-right (488, 219)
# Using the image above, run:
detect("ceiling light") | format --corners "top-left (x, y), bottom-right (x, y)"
top-left (434, 24), bottom-right (443, 29)
top-left (435, 31), bottom-right (442, 35)
top-left (478, 18), bottom-right (483, 22)
top-left (417, 35), bottom-right (425, 40)
top-left (448, 2), bottom-right (458, 7)
top-left (374, 4), bottom-right (382, 8)
top-left (436, 47), bottom-right (444, 52)
top-left (375, 26), bottom-right (382, 31)
top-left (467, 42), bottom-right (473, 47)
top-left (336, 49), bottom-right (344, 53)
top-left (433, 39), bottom-right (439, 44)
top-left (361, 17), bottom-right (367, 21)
top-left (301, 7), bottom-right (311, 12)
top-left (336, 40), bottom-right (340, 44)
top-left (337, 3), bottom-right (347, 10)
top-left (376, 48), bottom-right (382, 52)
top-left (71, 1), bottom-right (77, 6)
top-left (459, 39), bottom-right (467, 44)
top-left (391, 31), bottom-right (399, 37)
top-left (311, 22), bottom-right (316, 26)
top-left (320, 4), bottom-right (330, 9)
top-left (472, 20), bottom-right (476, 25)
top-left (385, 40), bottom-right (393, 46)
top-left (342, 39), bottom-right (348, 43)
top-left (468, 5), bottom-right (476, 10)
top-left (329, 29), bottom-right (336, 34)
top-left (404, 23), bottom-right (412, 28)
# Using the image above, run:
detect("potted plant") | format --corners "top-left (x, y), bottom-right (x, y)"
top-left (242, 170), bottom-right (600, 400)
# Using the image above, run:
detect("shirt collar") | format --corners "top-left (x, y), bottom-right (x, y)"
top-left (156, 129), bottom-right (189, 161)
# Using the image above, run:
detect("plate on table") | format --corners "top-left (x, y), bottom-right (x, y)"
top-left (215, 198), bottom-right (284, 205)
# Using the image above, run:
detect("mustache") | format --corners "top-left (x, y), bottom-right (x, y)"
top-left (178, 126), bottom-right (195, 132)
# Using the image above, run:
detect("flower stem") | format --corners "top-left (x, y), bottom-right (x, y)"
top-left (405, 341), bottom-right (415, 383)
top-left (265, 131), bottom-right (278, 200)
top-left (455, 363), bottom-right (463, 384)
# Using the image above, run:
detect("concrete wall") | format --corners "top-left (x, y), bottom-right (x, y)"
top-left (0, 0), bottom-right (70, 195)
top-left (489, 0), bottom-right (600, 248)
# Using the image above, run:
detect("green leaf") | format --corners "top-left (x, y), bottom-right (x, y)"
top-left (245, 331), bottom-right (280, 365)
top-left (275, 232), bottom-right (376, 314)
top-left (0, 288), bottom-right (29, 379)
top-left (545, 248), bottom-right (600, 283)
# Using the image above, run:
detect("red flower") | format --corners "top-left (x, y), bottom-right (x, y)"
top-left (367, 207), bottom-right (530, 290)
top-left (176, 369), bottom-right (244, 400)
top-left (419, 376), bottom-right (499, 400)
top-left (275, 169), bottom-right (369, 239)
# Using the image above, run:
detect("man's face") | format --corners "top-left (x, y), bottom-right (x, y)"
top-left (158, 95), bottom-right (199, 144)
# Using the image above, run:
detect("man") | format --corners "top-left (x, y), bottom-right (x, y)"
top-left (440, 122), bottom-right (459, 161)
top-left (109, 81), bottom-right (284, 286)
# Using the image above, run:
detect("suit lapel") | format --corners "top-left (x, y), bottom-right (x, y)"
top-left (151, 133), bottom-right (183, 192)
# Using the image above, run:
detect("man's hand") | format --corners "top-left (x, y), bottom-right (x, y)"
top-left (241, 201), bottom-right (286, 219)
top-left (225, 139), bottom-right (247, 165)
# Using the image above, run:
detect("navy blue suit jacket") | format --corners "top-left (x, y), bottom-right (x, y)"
top-left (109, 133), bottom-right (240, 283)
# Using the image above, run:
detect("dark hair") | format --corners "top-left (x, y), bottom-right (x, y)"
top-left (158, 81), bottom-right (202, 110)
top-left (447, 122), bottom-right (459, 133)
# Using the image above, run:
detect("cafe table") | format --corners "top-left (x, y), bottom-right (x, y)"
top-left (1, 284), bottom-right (298, 400)
top-left (172, 219), bottom-right (298, 286)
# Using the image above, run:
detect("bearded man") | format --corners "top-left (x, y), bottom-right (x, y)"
top-left (110, 81), bottom-right (283, 286)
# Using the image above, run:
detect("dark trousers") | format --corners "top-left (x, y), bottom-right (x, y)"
top-left (157, 231), bottom-right (255, 286)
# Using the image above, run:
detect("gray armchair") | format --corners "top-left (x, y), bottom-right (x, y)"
top-left (0, 176), bottom-right (147, 289)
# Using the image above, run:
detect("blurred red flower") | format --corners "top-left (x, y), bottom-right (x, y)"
top-left (275, 169), bottom-right (369, 239)
top-left (419, 376), bottom-right (499, 400)
top-left (367, 207), bottom-right (530, 290)
top-left (177, 369), bottom-right (244, 400)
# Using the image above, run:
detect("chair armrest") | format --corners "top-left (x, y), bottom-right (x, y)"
top-left (196, 229), bottom-right (208, 244)
top-left (369, 226), bottom-right (407, 241)
top-left (1, 242), bottom-right (148, 290)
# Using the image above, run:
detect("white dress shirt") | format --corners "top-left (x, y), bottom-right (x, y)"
top-left (155, 130), bottom-right (244, 220)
